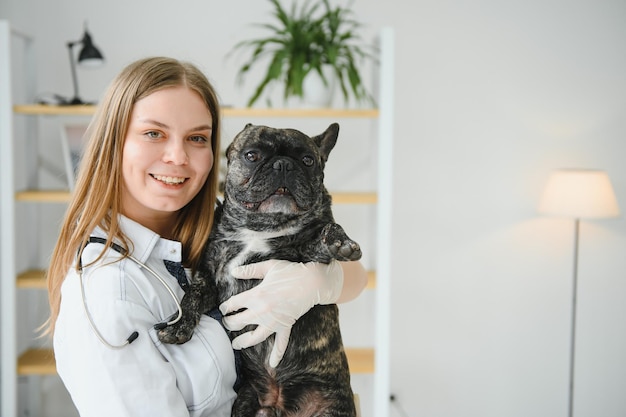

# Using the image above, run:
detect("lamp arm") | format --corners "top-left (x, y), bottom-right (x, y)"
top-left (67, 41), bottom-right (81, 104)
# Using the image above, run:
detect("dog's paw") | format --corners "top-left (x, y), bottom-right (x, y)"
top-left (328, 237), bottom-right (362, 261)
top-left (322, 223), bottom-right (362, 261)
top-left (156, 322), bottom-right (195, 344)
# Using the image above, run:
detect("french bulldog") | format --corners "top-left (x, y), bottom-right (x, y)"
top-left (158, 123), bottom-right (361, 416)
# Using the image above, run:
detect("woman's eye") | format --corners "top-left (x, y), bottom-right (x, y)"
top-left (189, 135), bottom-right (208, 143)
top-left (146, 131), bottom-right (162, 139)
top-left (302, 155), bottom-right (314, 167)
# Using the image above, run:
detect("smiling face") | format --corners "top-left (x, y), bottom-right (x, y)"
top-left (120, 86), bottom-right (214, 235)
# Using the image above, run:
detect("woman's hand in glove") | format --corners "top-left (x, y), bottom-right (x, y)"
top-left (218, 259), bottom-right (344, 368)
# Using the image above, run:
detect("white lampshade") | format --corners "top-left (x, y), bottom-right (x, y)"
top-left (539, 169), bottom-right (620, 219)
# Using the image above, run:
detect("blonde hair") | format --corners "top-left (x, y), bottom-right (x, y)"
top-left (45, 57), bottom-right (221, 336)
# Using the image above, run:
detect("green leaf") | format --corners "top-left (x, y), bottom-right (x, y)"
top-left (228, 0), bottom-right (378, 107)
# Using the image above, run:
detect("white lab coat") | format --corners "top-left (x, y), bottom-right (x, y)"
top-left (54, 215), bottom-right (237, 417)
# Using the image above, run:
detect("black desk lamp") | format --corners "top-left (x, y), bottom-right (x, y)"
top-left (66, 23), bottom-right (104, 105)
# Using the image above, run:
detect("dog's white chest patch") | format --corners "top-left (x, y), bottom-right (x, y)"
top-left (230, 227), bottom-right (300, 268)
top-left (242, 233), bottom-right (271, 255)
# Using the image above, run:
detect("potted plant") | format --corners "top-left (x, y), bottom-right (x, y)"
top-left (230, 0), bottom-right (377, 107)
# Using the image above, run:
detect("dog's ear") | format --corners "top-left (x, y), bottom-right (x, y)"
top-left (313, 123), bottom-right (339, 163)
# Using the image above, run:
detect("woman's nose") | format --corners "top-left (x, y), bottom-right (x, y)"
top-left (163, 139), bottom-right (189, 165)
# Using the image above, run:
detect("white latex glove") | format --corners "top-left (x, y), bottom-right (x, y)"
top-left (219, 259), bottom-right (344, 368)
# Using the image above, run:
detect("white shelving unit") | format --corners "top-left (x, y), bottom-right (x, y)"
top-left (1, 20), bottom-right (40, 417)
top-left (1, 21), bottom-right (393, 417)
top-left (373, 27), bottom-right (393, 417)
top-left (0, 19), bottom-right (17, 417)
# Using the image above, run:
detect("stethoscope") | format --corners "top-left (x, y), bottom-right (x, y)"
top-left (78, 236), bottom-right (183, 349)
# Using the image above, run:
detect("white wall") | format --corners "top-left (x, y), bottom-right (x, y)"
top-left (2, 1), bottom-right (625, 416)
top-left (390, 1), bottom-right (626, 416)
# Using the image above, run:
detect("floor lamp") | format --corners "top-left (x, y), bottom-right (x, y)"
top-left (538, 169), bottom-right (620, 417)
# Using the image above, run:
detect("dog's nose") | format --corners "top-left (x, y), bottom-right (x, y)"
top-left (273, 159), bottom-right (294, 171)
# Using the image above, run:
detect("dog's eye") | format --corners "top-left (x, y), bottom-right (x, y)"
top-left (244, 151), bottom-right (260, 162)
top-left (302, 155), bottom-right (314, 167)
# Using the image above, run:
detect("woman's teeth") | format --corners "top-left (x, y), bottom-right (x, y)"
top-left (152, 174), bottom-right (186, 185)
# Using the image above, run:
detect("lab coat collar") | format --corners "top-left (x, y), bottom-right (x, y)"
top-left (91, 215), bottom-right (183, 265)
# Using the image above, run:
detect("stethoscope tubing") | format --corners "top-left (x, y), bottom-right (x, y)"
top-left (78, 237), bottom-right (183, 349)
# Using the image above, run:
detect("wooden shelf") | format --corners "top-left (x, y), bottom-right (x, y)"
top-left (223, 107), bottom-right (379, 119)
top-left (15, 189), bottom-right (376, 205)
top-left (16, 268), bottom-right (374, 290)
top-left (16, 346), bottom-right (373, 376)
top-left (13, 104), bottom-right (379, 119)
top-left (346, 347), bottom-right (375, 374)
top-left (366, 270), bottom-right (376, 289)
top-left (17, 269), bottom-right (46, 289)
top-left (13, 104), bottom-right (96, 116)
top-left (15, 190), bottom-right (71, 202)
top-left (332, 192), bottom-right (377, 205)
top-left (17, 348), bottom-right (56, 375)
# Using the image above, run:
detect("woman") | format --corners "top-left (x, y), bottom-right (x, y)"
top-left (46, 57), bottom-right (366, 417)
